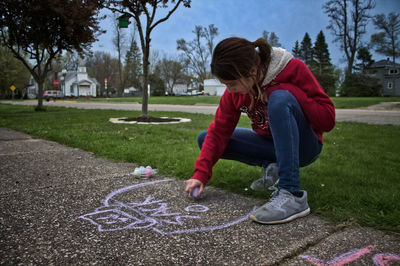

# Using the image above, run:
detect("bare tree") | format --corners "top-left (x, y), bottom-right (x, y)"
top-left (371, 12), bottom-right (400, 64)
top-left (158, 56), bottom-right (185, 94)
top-left (177, 24), bottom-right (218, 83)
top-left (112, 13), bottom-right (127, 96)
top-left (203, 24), bottom-right (219, 59)
top-left (106, 0), bottom-right (191, 118)
top-left (371, 12), bottom-right (400, 96)
top-left (86, 51), bottom-right (120, 97)
top-left (323, 0), bottom-right (375, 75)
top-left (149, 49), bottom-right (161, 74)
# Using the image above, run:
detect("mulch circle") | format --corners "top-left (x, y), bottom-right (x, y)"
top-left (109, 116), bottom-right (191, 125)
top-left (119, 117), bottom-right (180, 123)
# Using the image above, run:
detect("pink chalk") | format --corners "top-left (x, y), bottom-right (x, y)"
top-left (373, 253), bottom-right (400, 266)
top-left (300, 245), bottom-right (375, 266)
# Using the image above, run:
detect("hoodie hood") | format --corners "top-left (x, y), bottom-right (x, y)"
top-left (261, 47), bottom-right (294, 86)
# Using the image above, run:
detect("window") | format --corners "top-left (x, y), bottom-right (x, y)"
top-left (387, 82), bottom-right (393, 90)
top-left (389, 69), bottom-right (399, 75)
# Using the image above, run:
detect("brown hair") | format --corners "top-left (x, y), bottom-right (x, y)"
top-left (211, 37), bottom-right (272, 109)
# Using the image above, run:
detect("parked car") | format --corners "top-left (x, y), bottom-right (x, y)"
top-left (43, 90), bottom-right (64, 101)
top-left (189, 90), bottom-right (204, 96)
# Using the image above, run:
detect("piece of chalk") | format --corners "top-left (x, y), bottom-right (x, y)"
top-left (192, 187), bottom-right (199, 197)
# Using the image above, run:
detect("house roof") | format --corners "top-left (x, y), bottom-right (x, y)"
top-left (204, 79), bottom-right (224, 86)
top-left (370, 59), bottom-right (400, 68)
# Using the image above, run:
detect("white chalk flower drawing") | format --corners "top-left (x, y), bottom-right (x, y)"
top-left (79, 179), bottom-right (256, 234)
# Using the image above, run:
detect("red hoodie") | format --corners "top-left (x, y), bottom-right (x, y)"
top-left (192, 58), bottom-right (335, 185)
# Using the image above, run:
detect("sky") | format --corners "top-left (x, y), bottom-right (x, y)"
top-left (92, 0), bottom-right (400, 69)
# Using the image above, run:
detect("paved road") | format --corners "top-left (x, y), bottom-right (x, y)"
top-left (2, 100), bottom-right (400, 125)
top-left (1, 127), bottom-right (399, 265)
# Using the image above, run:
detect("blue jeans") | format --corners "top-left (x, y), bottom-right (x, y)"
top-left (197, 90), bottom-right (322, 192)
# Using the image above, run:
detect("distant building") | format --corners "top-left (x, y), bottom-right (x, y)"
top-left (26, 62), bottom-right (98, 98)
top-left (365, 59), bottom-right (400, 96)
top-left (26, 77), bottom-right (38, 99)
top-left (124, 87), bottom-right (140, 97)
top-left (204, 79), bottom-right (226, 96)
top-left (62, 64), bottom-right (98, 97)
top-left (172, 79), bottom-right (189, 95)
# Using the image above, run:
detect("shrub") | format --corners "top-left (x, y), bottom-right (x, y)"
top-left (340, 73), bottom-right (381, 97)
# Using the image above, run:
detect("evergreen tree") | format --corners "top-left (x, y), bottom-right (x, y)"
top-left (300, 33), bottom-right (313, 65)
top-left (124, 36), bottom-right (142, 90)
top-left (292, 40), bottom-right (301, 58)
top-left (312, 30), bottom-right (331, 75)
top-left (354, 46), bottom-right (374, 73)
top-left (262, 31), bottom-right (282, 47)
top-left (310, 31), bottom-right (338, 97)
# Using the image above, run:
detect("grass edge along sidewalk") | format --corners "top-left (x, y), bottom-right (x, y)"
top-left (0, 103), bottom-right (399, 233)
top-left (76, 96), bottom-right (400, 109)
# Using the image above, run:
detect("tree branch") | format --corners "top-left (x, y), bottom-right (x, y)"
top-left (150, 0), bottom-right (182, 32)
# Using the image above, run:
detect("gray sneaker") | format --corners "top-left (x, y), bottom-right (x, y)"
top-left (250, 189), bottom-right (310, 224)
top-left (250, 163), bottom-right (279, 191)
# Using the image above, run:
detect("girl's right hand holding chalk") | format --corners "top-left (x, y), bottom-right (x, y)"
top-left (185, 179), bottom-right (204, 198)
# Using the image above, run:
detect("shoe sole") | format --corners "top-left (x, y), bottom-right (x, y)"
top-left (249, 208), bottom-right (310, 225)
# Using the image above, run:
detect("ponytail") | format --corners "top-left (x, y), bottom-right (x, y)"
top-left (253, 38), bottom-right (272, 72)
top-left (251, 38), bottom-right (272, 107)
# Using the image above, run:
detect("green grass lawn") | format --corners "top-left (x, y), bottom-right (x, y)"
top-left (331, 97), bottom-right (400, 109)
top-left (6, 95), bottom-right (400, 108)
top-left (0, 103), bottom-right (399, 233)
top-left (77, 96), bottom-right (400, 109)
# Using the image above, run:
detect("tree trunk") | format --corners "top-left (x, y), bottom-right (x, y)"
top-left (141, 42), bottom-right (150, 117)
top-left (37, 80), bottom-right (44, 109)
top-left (347, 61), bottom-right (353, 75)
top-left (117, 39), bottom-right (124, 97)
top-left (393, 58), bottom-right (396, 97)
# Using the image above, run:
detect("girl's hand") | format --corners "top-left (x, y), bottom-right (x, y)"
top-left (185, 179), bottom-right (204, 197)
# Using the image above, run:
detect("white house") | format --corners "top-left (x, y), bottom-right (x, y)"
top-left (26, 77), bottom-right (38, 99)
top-left (204, 79), bottom-right (226, 96)
top-left (171, 79), bottom-right (189, 95)
top-left (62, 64), bottom-right (98, 97)
top-left (124, 87), bottom-right (140, 96)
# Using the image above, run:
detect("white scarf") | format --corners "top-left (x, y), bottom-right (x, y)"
top-left (261, 47), bottom-right (294, 86)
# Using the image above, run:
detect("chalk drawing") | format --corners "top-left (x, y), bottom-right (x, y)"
top-left (79, 179), bottom-right (256, 234)
top-left (301, 245), bottom-right (400, 266)
top-left (300, 245), bottom-right (375, 265)
top-left (373, 253), bottom-right (400, 266)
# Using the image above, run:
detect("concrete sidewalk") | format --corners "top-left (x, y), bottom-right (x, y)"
top-left (1, 127), bottom-right (399, 265)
